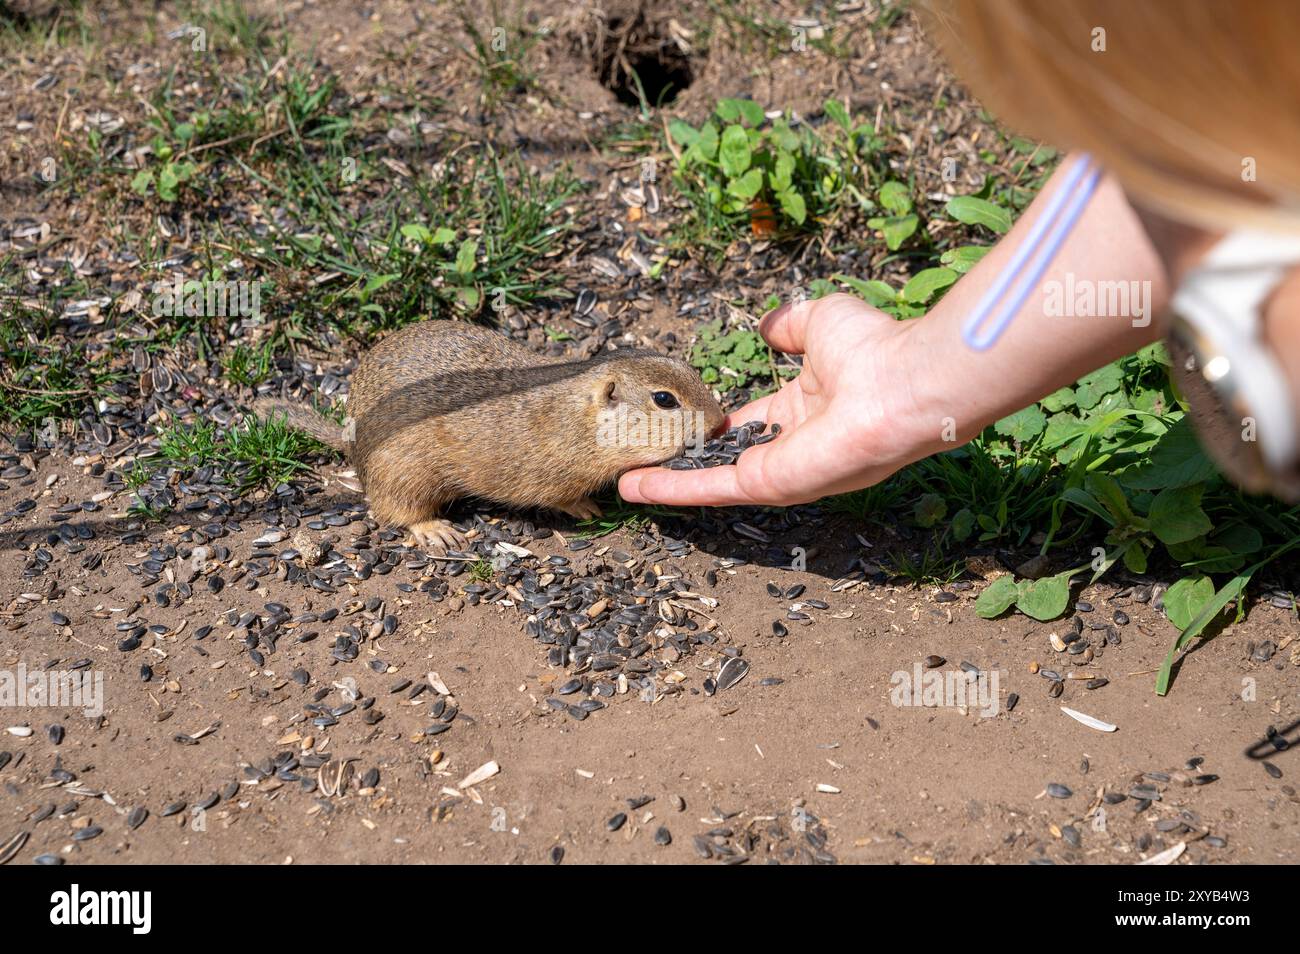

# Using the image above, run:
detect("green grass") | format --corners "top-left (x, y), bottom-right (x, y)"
top-left (147, 414), bottom-right (326, 493)
top-left (0, 276), bottom-right (124, 434)
top-left (222, 340), bottom-right (276, 388)
top-left (238, 144), bottom-right (580, 335)
top-left (452, 0), bottom-right (541, 111)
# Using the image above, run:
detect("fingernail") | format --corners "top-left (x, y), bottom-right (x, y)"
top-left (617, 473), bottom-right (643, 502)
top-left (761, 302), bottom-right (790, 323)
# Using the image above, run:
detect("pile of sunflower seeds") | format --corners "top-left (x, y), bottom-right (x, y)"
top-left (663, 420), bottom-right (780, 469)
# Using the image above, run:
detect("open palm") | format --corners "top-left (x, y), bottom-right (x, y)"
top-left (619, 294), bottom-right (918, 506)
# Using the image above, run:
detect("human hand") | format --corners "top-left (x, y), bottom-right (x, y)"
top-left (618, 294), bottom-right (930, 507)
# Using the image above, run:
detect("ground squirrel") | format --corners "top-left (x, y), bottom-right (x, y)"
top-left (256, 320), bottom-right (724, 548)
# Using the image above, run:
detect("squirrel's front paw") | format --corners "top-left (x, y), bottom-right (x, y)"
top-left (406, 518), bottom-right (466, 552)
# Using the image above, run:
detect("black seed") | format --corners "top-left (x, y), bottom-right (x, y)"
top-left (924, 655), bottom-right (945, 669)
top-left (127, 806), bottom-right (148, 829)
top-left (361, 768), bottom-right (379, 789)
top-left (34, 853), bottom-right (63, 865)
top-left (1046, 783), bottom-right (1072, 799)
top-left (1006, 693), bottom-right (1018, 712)
top-left (549, 845), bottom-right (564, 864)
top-left (653, 826), bottom-right (672, 846)
top-left (160, 801), bottom-right (186, 817)
top-left (1113, 610), bottom-right (1129, 626)
top-left (606, 812), bottom-right (627, 831)
top-left (46, 724), bottom-right (64, 745)
top-left (73, 825), bottom-right (102, 841)
top-left (716, 657), bottom-right (749, 691)
top-left (1264, 762), bottom-right (1283, 779)
top-left (772, 621), bottom-right (788, 637)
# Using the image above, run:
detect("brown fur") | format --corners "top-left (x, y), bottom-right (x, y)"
top-left (260, 321), bottom-right (724, 534)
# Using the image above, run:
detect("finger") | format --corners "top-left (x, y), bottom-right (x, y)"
top-left (618, 464), bottom-right (760, 507)
top-left (722, 393), bottom-right (776, 430)
top-left (758, 297), bottom-right (816, 354)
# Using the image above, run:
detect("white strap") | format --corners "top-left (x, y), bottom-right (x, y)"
top-left (1170, 230), bottom-right (1300, 471)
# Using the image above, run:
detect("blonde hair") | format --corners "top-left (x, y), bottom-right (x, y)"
top-left (921, 0), bottom-right (1300, 232)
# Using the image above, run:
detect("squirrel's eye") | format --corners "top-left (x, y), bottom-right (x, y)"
top-left (652, 391), bottom-right (679, 410)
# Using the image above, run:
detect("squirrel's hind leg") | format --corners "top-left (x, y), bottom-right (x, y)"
top-left (362, 468), bottom-right (465, 552)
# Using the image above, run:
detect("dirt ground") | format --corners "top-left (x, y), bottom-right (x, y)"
top-left (1, 0), bottom-right (1298, 866)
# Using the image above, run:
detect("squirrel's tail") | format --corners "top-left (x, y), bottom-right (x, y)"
top-left (253, 399), bottom-right (349, 452)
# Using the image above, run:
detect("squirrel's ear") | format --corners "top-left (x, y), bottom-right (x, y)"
top-left (596, 377), bottom-right (618, 406)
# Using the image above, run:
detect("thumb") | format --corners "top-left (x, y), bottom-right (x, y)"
top-left (758, 297), bottom-right (817, 355)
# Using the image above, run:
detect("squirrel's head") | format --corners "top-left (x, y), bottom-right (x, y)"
top-left (584, 351), bottom-right (725, 469)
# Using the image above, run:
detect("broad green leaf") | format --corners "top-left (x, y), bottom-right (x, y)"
top-left (1149, 484), bottom-right (1212, 545)
top-left (901, 267), bottom-right (957, 304)
top-left (1163, 573), bottom-right (1215, 630)
top-left (994, 404), bottom-right (1047, 442)
top-left (400, 224), bottom-right (432, 243)
top-left (771, 152), bottom-right (795, 192)
top-left (1016, 572), bottom-right (1073, 621)
top-left (1123, 542), bottom-right (1148, 574)
top-left (1040, 387), bottom-right (1076, 412)
top-left (879, 181), bottom-right (912, 215)
top-left (157, 164), bottom-right (181, 201)
top-left (455, 239), bottom-right (477, 274)
top-left (716, 98), bottom-right (765, 126)
top-left (946, 195), bottom-right (1011, 233)
top-left (777, 188), bottom-right (806, 224)
top-left (668, 119), bottom-right (700, 147)
top-left (360, 272), bottom-right (399, 295)
top-left (719, 124), bottom-right (751, 177)
top-left (975, 576), bottom-right (1018, 618)
top-left (1086, 472), bottom-right (1141, 527)
top-left (939, 245), bottom-right (989, 274)
top-left (951, 508), bottom-right (975, 542)
top-left (1123, 418), bottom-right (1219, 489)
top-left (727, 168), bottom-right (764, 199)
top-left (823, 98), bottom-right (851, 130)
top-left (1212, 524), bottom-right (1263, 555)
top-left (869, 214), bottom-right (918, 251)
top-left (1074, 363), bottom-right (1123, 410)
top-left (914, 493), bottom-right (947, 528)
top-left (130, 169), bottom-right (154, 196)
top-left (832, 273), bottom-right (895, 307)
top-left (696, 122), bottom-right (719, 161)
